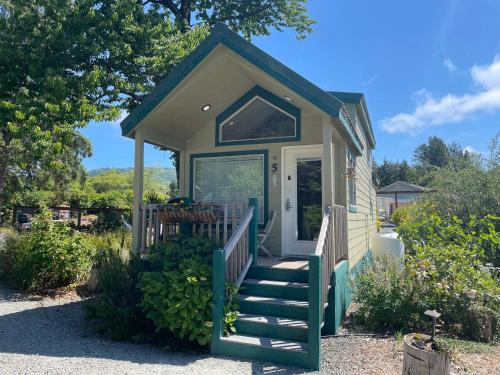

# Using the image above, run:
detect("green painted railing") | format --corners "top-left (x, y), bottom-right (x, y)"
top-left (211, 198), bottom-right (258, 354)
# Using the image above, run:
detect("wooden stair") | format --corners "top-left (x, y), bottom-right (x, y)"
top-left (215, 262), bottom-right (319, 369)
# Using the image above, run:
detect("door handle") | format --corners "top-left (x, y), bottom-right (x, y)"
top-left (285, 198), bottom-right (292, 211)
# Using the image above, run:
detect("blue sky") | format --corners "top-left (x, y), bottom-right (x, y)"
top-left (81, 0), bottom-right (500, 170)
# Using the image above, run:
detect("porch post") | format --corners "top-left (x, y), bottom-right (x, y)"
top-left (178, 150), bottom-right (186, 196)
top-left (322, 120), bottom-right (334, 209)
top-left (132, 127), bottom-right (144, 254)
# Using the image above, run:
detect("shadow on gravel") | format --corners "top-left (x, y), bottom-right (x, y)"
top-left (0, 295), bottom-right (208, 367)
top-left (251, 361), bottom-right (312, 375)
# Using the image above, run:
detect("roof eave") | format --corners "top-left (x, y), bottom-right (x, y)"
top-left (120, 23), bottom-right (363, 154)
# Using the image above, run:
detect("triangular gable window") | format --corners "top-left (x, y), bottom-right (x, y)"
top-left (216, 86), bottom-right (300, 146)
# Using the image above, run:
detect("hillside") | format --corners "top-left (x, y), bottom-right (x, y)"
top-left (87, 167), bottom-right (177, 185)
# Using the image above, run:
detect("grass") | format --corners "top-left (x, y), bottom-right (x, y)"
top-left (435, 337), bottom-right (498, 355)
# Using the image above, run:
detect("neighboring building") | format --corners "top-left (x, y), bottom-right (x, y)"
top-left (376, 180), bottom-right (428, 218)
top-left (120, 24), bottom-right (376, 370)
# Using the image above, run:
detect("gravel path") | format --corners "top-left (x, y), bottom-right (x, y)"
top-left (1, 280), bottom-right (497, 374)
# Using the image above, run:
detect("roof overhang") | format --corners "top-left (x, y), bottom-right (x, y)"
top-left (120, 23), bottom-right (363, 155)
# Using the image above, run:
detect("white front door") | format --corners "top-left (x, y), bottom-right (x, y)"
top-left (282, 145), bottom-right (323, 256)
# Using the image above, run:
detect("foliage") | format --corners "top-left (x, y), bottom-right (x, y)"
top-left (140, 236), bottom-right (236, 346)
top-left (390, 205), bottom-right (411, 226)
top-left (84, 252), bottom-right (149, 340)
top-left (396, 203), bottom-right (500, 266)
top-left (354, 257), bottom-right (424, 331)
top-left (2, 209), bottom-right (95, 291)
top-left (464, 303), bottom-right (499, 343)
top-left (88, 229), bottom-right (132, 264)
top-left (354, 250), bottom-right (499, 338)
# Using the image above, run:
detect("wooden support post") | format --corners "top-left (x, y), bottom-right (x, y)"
top-left (248, 198), bottom-right (258, 266)
top-left (308, 255), bottom-right (322, 370)
top-left (132, 128), bottom-right (144, 254)
top-left (322, 121), bottom-right (334, 210)
top-left (210, 248), bottom-right (225, 354)
top-left (77, 208), bottom-right (82, 231)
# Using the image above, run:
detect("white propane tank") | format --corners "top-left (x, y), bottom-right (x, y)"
top-left (373, 231), bottom-right (405, 258)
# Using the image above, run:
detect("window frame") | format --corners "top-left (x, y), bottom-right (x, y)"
top-left (215, 85), bottom-right (301, 146)
top-left (189, 150), bottom-right (269, 225)
top-left (347, 147), bottom-right (357, 213)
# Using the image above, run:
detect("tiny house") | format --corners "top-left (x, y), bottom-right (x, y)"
top-left (121, 24), bottom-right (376, 370)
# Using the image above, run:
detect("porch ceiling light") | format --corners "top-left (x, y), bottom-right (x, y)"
top-left (201, 104), bottom-right (212, 112)
top-left (284, 95), bottom-right (294, 102)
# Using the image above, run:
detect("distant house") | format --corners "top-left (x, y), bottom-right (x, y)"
top-left (376, 181), bottom-right (428, 217)
top-left (120, 24), bottom-right (376, 370)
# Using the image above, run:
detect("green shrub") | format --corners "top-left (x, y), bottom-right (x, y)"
top-left (465, 303), bottom-right (500, 343)
top-left (353, 257), bottom-right (424, 331)
top-left (84, 235), bottom-right (237, 347)
top-left (84, 253), bottom-right (149, 340)
top-left (88, 229), bottom-right (132, 265)
top-left (4, 209), bottom-right (95, 291)
top-left (140, 236), bottom-right (236, 346)
top-left (354, 244), bottom-right (499, 337)
top-left (397, 203), bottom-right (499, 266)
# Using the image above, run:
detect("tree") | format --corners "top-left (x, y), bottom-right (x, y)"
top-left (0, 0), bottom-right (314, 216)
top-left (374, 159), bottom-right (417, 188)
top-left (413, 136), bottom-right (450, 169)
top-left (146, 0), bottom-right (315, 38)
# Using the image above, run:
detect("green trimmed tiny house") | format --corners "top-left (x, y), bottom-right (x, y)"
top-left (121, 24), bottom-right (377, 370)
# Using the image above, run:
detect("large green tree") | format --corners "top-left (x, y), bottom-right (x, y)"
top-left (0, 0), bottom-right (314, 217)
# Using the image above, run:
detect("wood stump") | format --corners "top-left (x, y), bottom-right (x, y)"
top-left (403, 334), bottom-right (450, 375)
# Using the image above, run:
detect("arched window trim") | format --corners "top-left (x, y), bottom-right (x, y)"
top-left (215, 85), bottom-right (301, 146)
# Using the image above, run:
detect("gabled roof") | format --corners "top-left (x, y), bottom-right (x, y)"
top-left (120, 23), bottom-right (365, 154)
top-left (377, 181), bottom-right (428, 194)
top-left (328, 91), bottom-right (375, 148)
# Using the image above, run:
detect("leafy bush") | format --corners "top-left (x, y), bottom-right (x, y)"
top-left (396, 203), bottom-right (499, 266)
top-left (140, 236), bottom-right (236, 346)
top-left (465, 303), bottom-right (500, 343)
top-left (85, 235), bottom-right (237, 347)
top-left (3, 209), bottom-right (95, 291)
top-left (390, 205), bottom-right (411, 226)
top-left (84, 253), bottom-right (149, 340)
top-left (354, 247), bottom-right (499, 337)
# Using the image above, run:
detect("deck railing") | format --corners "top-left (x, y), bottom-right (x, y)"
top-left (307, 204), bottom-right (348, 369)
top-left (211, 198), bottom-right (258, 353)
top-left (139, 201), bottom-right (249, 252)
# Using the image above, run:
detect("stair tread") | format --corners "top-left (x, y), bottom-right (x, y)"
top-left (242, 279), bottom-right (308, 288)
top-left (236, 313), bottom-right (308, 329)
top-left (236, 295), bottom-right (309, 308)
top-left (221, 334), bottom-right (308, 352)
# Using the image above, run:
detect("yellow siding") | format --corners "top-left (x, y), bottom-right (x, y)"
top-left (346, 106), bottom-right (376, 269)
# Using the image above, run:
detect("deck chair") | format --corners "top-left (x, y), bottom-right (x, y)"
top-left (258, 210), bottom-right (276, 257)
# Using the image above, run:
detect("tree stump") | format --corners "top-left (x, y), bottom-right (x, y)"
top-left (403, 334), bottom-right (450, 375)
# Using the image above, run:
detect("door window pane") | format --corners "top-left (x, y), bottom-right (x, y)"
top-left (192, 154), bottom-right (265, 223)
top-left (296, 158), bottom-right (322, 241)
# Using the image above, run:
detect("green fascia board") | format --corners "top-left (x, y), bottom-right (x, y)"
top-left (328, 91), bottom-right (376, 148)
top-left (188, 149), bottom-right (269, 225)
top-left (215, 85), bottom-right (301, 146)
top-left (120, 23), bottom-right (363, 154)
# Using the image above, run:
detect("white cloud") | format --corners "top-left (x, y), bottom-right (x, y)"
top-left (381, 55), bottom-right (500, 134)
top-left (443, 58), bottom-right (457, 73)
top-left (109, 111), bottom-right (128, 128)
top-left (362, 74), bottom-right (378, 86)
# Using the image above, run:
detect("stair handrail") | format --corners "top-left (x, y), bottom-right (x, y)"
top-left (211, 198), bottom-right (259, 354)
top-left (307, 205), bottom-right (333, 369)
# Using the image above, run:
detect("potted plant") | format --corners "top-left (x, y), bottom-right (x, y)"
top-left (403, 310), bottom-right (450, 375)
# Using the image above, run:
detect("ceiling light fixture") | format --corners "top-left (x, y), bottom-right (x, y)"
top-left (201, 104), bottom-right (212, 112)
top-left (284, 95), bottom-right (294, 102)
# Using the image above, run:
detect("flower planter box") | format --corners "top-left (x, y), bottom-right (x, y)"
top-left (403, 334), bottom-right (450, 375)
top-left (157, 204), bottom-right (221, 224)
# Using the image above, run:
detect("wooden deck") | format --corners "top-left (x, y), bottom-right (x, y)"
top-left (257, 257), bottom-right (309, 270)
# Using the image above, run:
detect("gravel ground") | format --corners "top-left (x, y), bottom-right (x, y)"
top-left (0, 281), bottom-right (498, 375)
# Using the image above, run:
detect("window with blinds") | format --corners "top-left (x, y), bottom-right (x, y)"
top-left (192, 153), bottom-right (266, 223)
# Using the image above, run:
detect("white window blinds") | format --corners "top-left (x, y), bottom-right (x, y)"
top-left (192, 154), bottom-right (265, 223)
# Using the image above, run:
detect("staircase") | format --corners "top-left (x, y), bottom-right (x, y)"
top-left (210, 203), bottom-right (347, 370)
top-left (216, 262), bottom-right (323, 369)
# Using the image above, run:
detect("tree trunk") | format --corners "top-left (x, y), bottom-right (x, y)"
top-left (0, 129), bottom-right (12, 214)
